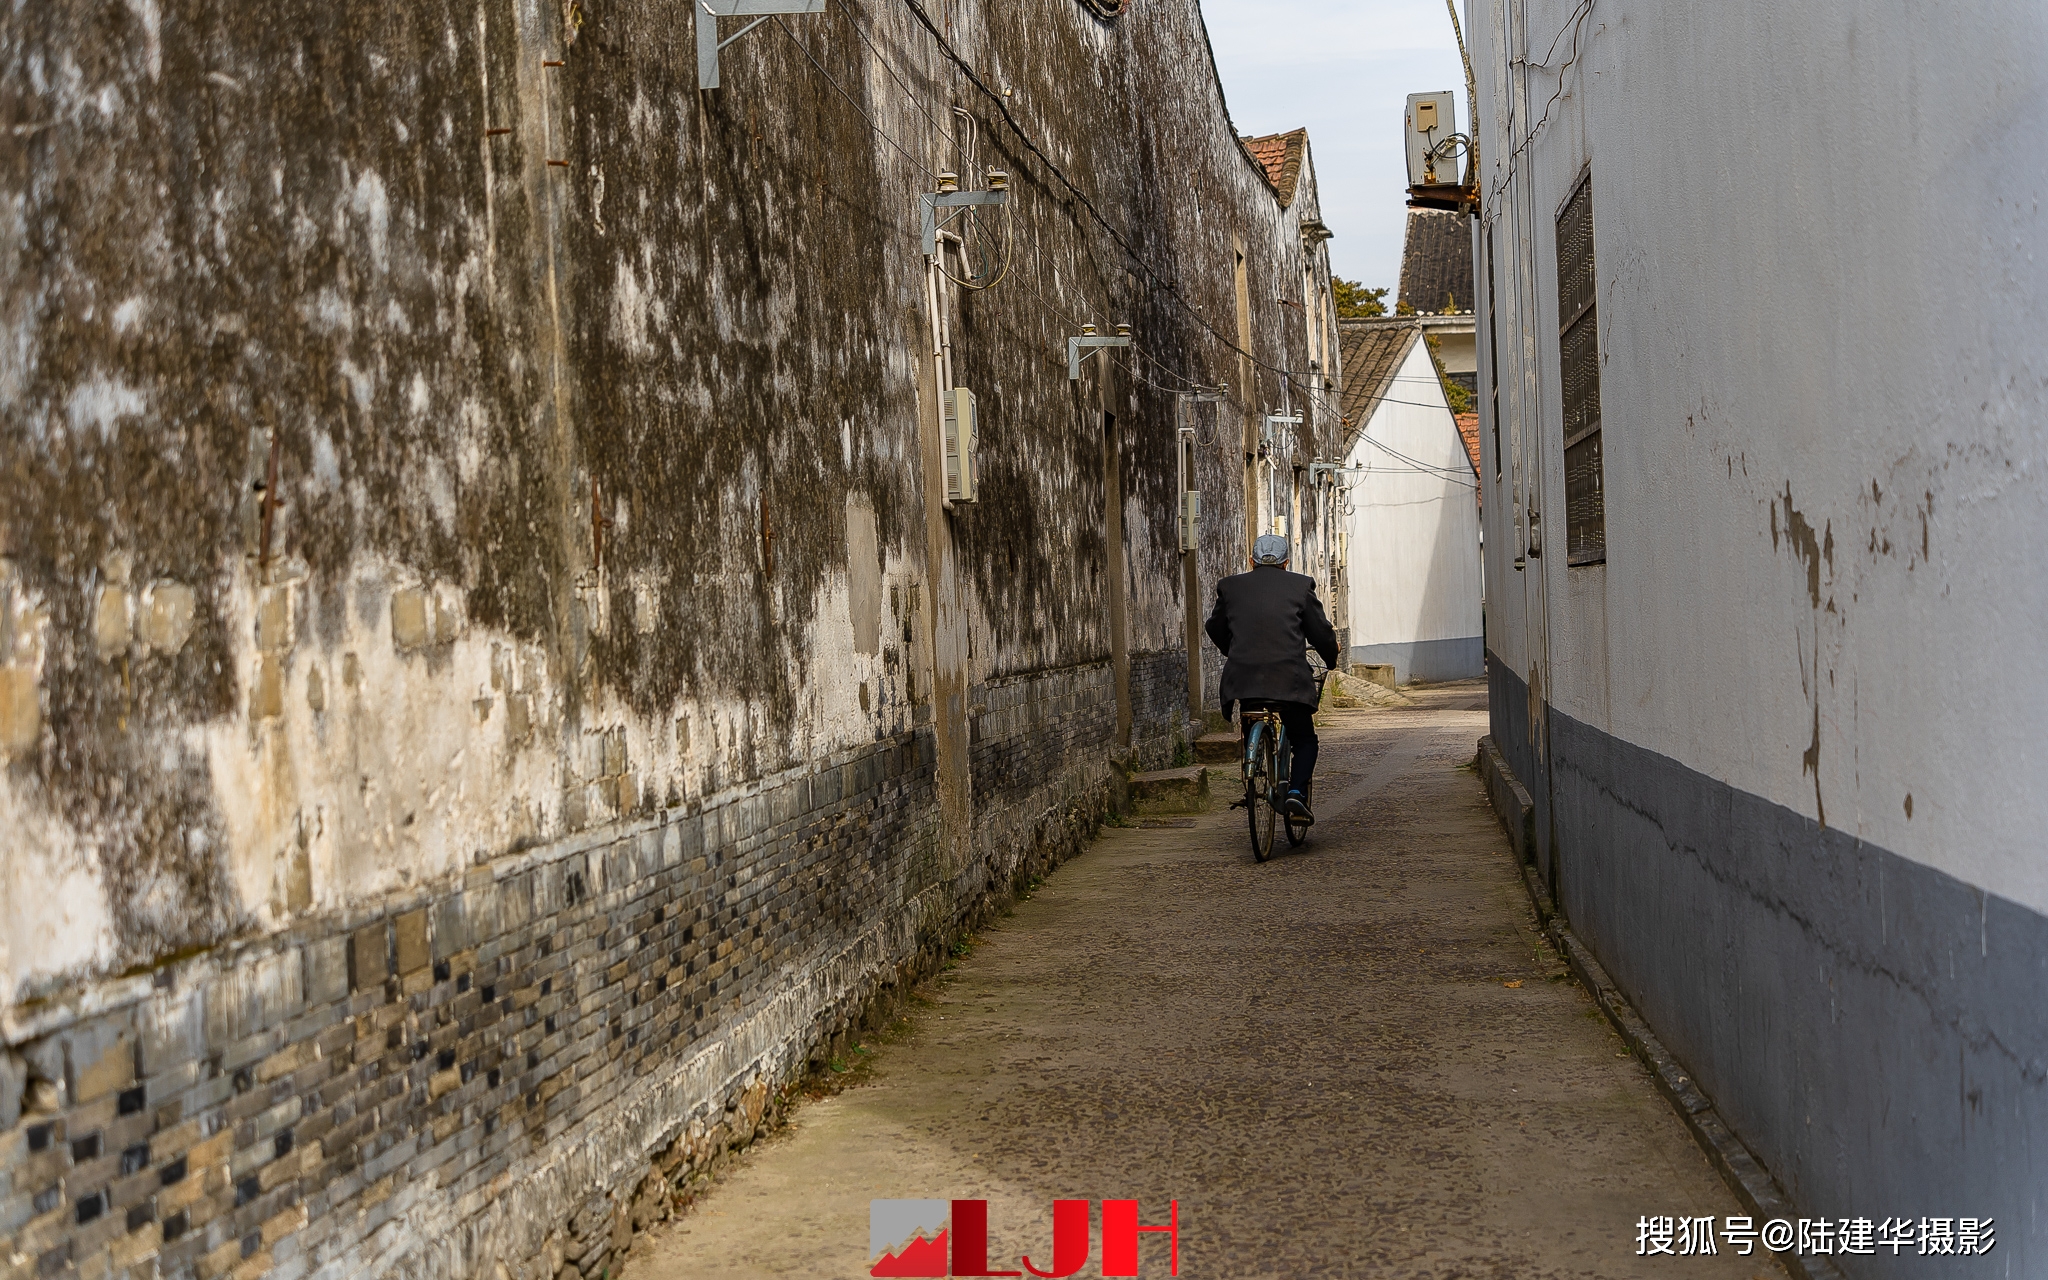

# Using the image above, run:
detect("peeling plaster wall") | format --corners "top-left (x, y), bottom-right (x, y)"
top-left (1476, 0), bottom-right (2048, 918)
top-left (1474, 0), bottom-right (2048, 1265)
top-left (0, 0), bottom-right (1329, 1273)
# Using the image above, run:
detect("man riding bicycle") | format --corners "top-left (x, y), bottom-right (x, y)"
top-left (1205, 533), bottom-right (1342, 824)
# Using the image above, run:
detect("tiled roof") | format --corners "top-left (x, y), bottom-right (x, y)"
top-left (1455, 412), bottom-right (1482, 508)
top-left (1336, 320), bottom-right (1421, 432)
top-left (1239, 129), bottom-right (1308, 206)
top-left (1453, 412), bottom-right (1481, 473)
top-left (1339, 322), bottom-right (1482, 505)
top-left (1397, 209), bottom-right (1474, 313)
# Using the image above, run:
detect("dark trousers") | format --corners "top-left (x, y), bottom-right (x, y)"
top-left (1239, 699), bottom-right (1318, 794)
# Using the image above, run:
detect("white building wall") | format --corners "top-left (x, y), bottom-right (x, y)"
top-left (1343, 338), bottom-right (1484, 683)
top-left (1471, 0), bottom-right (2048, 1260)
top-left (1484, 0), bottom-right (2048, 915)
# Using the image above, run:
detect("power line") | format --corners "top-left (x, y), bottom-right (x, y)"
top-left (1351, 422), bottom-right (1480, 482)
top-left (1487, 0), bottom-right (1597, 205)
top-left (769, 4), bottom-right (1479, 494)
top-left (774, 17), bottom-right (933, 179)
top-left (767, 0), bottom-right (1358, 436)
top-left (1355, 437), bottom-right (1479, 488)
top-left (836, 2), bottom-right (959, 155)
top-left (895, 0), bottom-right (1329, 404)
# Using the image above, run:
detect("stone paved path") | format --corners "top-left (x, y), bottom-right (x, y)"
top-left (624, 681), bottom-right (1785, 1279)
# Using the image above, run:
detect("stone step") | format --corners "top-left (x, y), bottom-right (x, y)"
top-left (1129, 765), bottom-right (1209, 812)
top-left (1350, 662), bottom-right (1397, 690)
top-left (1193, 732), bottom-right (1241, 764)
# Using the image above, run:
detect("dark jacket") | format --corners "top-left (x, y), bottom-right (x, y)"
top-left (1205, 566), bottom-right (1341, 708)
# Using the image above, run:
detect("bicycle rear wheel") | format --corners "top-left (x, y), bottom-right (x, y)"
top-left (1245, 723), bottom-right (1276, 862)
top-left (1273, 732), bottom-right (1307, 849)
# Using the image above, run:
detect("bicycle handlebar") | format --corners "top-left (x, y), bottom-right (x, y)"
top-left (1310, 653), bottom-right (1341, 702)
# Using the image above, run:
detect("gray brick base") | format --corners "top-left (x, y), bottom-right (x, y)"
top-left (1, 660), bottom-right (1142, 1280)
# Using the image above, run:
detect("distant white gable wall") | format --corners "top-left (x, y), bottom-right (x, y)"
top-left (1341, 337), bottom-right (1484, 683)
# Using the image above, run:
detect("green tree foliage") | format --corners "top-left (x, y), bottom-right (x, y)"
top-left (1424, 334), bottom-right (1476, 415)
top-left (1332, 278), bottom-right (1389, 319)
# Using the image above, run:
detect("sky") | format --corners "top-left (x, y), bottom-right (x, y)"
top-left (1198, 0), bottom-right (1467, 295)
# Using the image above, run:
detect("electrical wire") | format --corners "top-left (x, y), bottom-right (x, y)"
top-left (1486, 0), bottom-right (1597, 205)
top-left (899, 0), bottom-right (1147, 272)
top-left (785, 1), bottom-right (1346, 433)
top-left (837, 2), bottom-right (959, 154)
top-left (774, 2), bottom-right (1478, 490)
top-left (1534, 0), bottom-right (1598, 69)
top-left (1347, 490), bottom-right (1476, 508)
top-left (1354, 434), bottom-right (1480, 488)
top-left (934, 202), bottom-right (1015, 290)
top-left (896, 0), bottom-right (1335, 401)
top-left (745, 21), bottom-right (1239, 436)
top-left (773, 17), bottom-right (933, 179)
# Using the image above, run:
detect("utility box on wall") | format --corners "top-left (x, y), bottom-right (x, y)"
top-left (1179, 491), bottom-right (1201, 551)
top-left (944, 387), bottom-right (978, 503)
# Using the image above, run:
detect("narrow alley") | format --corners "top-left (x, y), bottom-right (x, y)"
top-left (625, 687), bottom-right (1777, 1279)
top-left (7, 0), bottom-right (2039, 1273)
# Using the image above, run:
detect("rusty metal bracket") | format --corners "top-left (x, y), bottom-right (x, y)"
top-left (696, 0), bottom-right (826, 91)
top-left (1406, 182), bottom-right (1479, 214)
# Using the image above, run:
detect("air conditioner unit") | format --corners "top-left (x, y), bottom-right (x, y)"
top-left (943, 387), bottom-right (978, 503)
top-left (1404, 91), bottom-right (1459, 186)
top-left (1178, 491), bottom-right (1201, 551)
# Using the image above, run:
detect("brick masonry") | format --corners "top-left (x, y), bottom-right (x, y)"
top-left (0, 657), bottom-right (1161, 1280)
top-left (1128, 648), bottom-right (1192, 766)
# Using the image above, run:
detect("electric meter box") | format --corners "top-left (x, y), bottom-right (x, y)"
top-left (944, 387), bottom-right (978, 503)
top-left (1178, 491), bottom-right (1201, 551)
top-left (1404, 91), bottom-right (1459, 186)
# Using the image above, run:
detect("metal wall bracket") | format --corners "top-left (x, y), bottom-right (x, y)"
top-left (1067, 328), bottom-right (1132, 381)
top-left (696, 0), bottom-right (825, 92)
top-left (920, 189), bottom-right (1008, 255)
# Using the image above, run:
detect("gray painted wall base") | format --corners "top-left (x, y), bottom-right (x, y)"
top-left (1476, 735), bottom-right (1534, 865)
top-left (1487, 655), bottom-right (2047, 1277)
top-left (1480, 736), bottom-right (1844, 1280)
top-left (1349, 634), bottom-right (1482, 684)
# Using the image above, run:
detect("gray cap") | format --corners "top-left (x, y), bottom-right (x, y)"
top-left (1252, 534), bottom-right (1291, 566)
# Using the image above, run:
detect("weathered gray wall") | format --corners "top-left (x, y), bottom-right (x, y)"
top-left (0, 0), bottom-right (1335, 1275)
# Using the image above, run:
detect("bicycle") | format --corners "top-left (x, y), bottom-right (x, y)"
top-left (1237, 658), bottom-right (1333, 862)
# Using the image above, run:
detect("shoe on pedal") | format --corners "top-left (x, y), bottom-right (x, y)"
top-left (1284, 790), bottom-right (1314, 824)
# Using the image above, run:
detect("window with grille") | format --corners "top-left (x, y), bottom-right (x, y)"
top-left (1555, 172), bottom-right (1604, 564)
